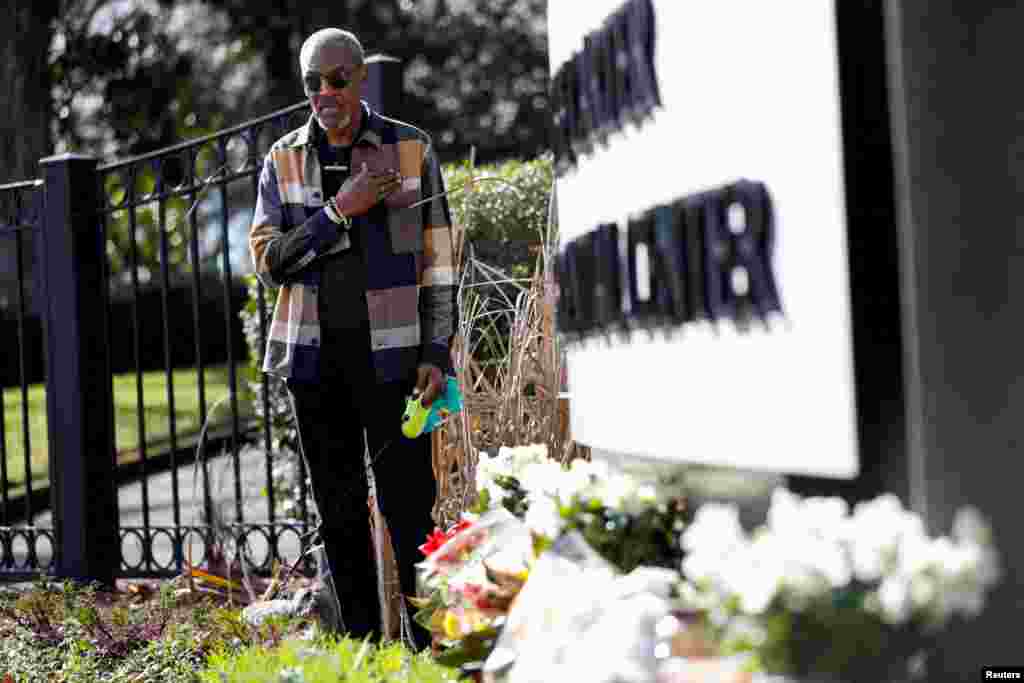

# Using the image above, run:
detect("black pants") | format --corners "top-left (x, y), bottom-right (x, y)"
top-left (286, 332), bottom-right (436, 650)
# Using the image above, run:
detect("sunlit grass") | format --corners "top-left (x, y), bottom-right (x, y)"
top-left (0, 363), bottom-right (254, 499)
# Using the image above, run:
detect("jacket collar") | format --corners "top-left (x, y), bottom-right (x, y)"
top-left (292, 100), bottom-right (383, 149)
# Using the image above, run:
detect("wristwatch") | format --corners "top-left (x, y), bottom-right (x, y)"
top-left (324, 197), bottom-right (352, 231)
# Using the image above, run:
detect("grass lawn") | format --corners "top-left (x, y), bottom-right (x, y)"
top-left (1, 363), bottom-right (255, 499)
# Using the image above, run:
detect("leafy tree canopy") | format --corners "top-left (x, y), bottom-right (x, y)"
top-left (47, 0), bottom-right (549, 165)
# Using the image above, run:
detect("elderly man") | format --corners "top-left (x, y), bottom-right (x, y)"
top-left (249, 28), bottom-right (456, 649)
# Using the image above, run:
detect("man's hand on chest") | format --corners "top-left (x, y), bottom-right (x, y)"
top-left (334, 163), bottom-right (402, 218)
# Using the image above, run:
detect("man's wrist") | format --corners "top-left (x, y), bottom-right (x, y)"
top-left (420, 342), bottom-right (452, 376)
top-left (324, 198), bottom-right (351, 230)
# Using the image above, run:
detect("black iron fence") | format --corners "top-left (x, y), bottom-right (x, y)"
top-left (0, 179), bottom-right (55, 573)
top-left (1, 278), bottom-right (249, 388)
top-left (0, 101), bottom-right (315, 582)
top-left (0, 62), bottom-right (402, 583)
top-left (95, 99), bottom-right (317, 579)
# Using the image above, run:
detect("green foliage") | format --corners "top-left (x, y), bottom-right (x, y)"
top-left (102, 174), bottom-right (198, 280)
top-left (469, 477), bottom-right (529, 519)
top-left (0, 579), bottom-right (319, 682)
top-left (432, 630), bottom-right (499, 671)
top-left (3, 362), bottom-right (250, 498)
top-left (695, 584), bottom-right (939, 680)
top-left (0, 580), bottom-right (200, 682)
top-left (445, 155), bottom-right (553, 246)
top-left (199, 636), bottom-right (464, 683)
top-left (38, 0), bottom-right (548, 167)
top-left (193, 0), bottom-right (548, 164)
top-left (736, 594), bottom-right (933, 680)
top-left (239, 273), bottom-right (305, 519)
top-left (52, 2), bottom-right (204, 157)
top-left (471, 469), bottom-right (691, 574)
top-left (557, 496), bottom-right (690, 574)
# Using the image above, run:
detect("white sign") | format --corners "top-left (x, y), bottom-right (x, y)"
top-left (550, 0), bottom-right (858, 478)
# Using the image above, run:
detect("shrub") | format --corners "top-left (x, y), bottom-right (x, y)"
top-left (445, 154), bottom-right (552, 243)
top-left (0, 579), bottom-right (316, 682)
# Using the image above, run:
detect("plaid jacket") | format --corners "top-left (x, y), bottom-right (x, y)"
top-left (250, 103), bottom-right (456, 383)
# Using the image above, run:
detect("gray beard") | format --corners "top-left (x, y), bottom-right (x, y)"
top-left (317, 111), bottom-right (352, 131)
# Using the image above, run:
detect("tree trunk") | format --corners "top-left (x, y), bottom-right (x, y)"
top-left (0, 1), bottom-right (58, 182)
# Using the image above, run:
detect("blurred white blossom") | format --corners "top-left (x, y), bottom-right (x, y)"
top-left (475, 444), bottom-right (667, 523)
top-left (679, 488), bottom-right (1001, 631)
top-left (876, 574), bottom-right (912, 625)
top-left (524, 494), bottom-right (563, 540)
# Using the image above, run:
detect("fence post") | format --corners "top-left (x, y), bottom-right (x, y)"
top-left (365, 56), bottom-right (403, 115)
top-left (38, 153), bottom-right (118, 584)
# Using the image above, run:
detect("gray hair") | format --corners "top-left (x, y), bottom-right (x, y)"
top-left (299, 28), bottom-right (365, 74)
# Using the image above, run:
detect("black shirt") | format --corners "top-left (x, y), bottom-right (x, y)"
top-left (317, 135), bottom-right (370, 340)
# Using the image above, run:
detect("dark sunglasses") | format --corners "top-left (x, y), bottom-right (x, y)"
top-left (303, 68), bottom-right (354, 94)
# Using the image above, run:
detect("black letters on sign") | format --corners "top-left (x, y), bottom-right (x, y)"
top-left (550, 0), bottom-right (662, 175)
top-left (555, 248), bottom-right (581, 341)
top-left (555, 179), bottom-right (783, 344)
top-left (722, 180), bottom-right (782, 319)
top-left (651, 202), bottom-right (691, 325)
top-left (626, 211), bottom-right (657, 326)
top-left (681, 196), bottom-right (708, 323)
top-left (592, 222), bottom-right (625, 336)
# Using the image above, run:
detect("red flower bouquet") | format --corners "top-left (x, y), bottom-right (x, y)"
top-left (418, 519), bottom-right (475, 558)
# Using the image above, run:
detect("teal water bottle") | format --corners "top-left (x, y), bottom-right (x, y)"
top-left (401, 376), bottom-right (463, 439)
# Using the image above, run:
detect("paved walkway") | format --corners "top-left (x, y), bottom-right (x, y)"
top-left (20, 447), bottom-right (303, 574)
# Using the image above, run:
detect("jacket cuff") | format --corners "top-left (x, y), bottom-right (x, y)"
top-left (309, 208), bottom-right (342, 254)
top-left (419, 342), bottom-right (452, 375)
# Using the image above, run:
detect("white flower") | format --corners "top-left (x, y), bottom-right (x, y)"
top-left (524, 493), bottom-right (563, 540)
top-left (563, 458), bottom-right (610, 501)
top-left (474, 456), bottom-right (510, 509)
top-left (721, 616), bottom-right (768, 648)
top-left (591, 472), bottom-right (638, 511)
top-left (680, 488), bottom-right (1002, 631)
top-left (551, 462), bottom-right (595, 502)
top-left (522, 443), bottom-right (549, 462)
top-left (974, 545), bottom-right (1002, 589)
top-left (681, 550), bottom-right (726, 587)
top-left (951, 506), bottom-right (1001, 589)
top-left (491, 447), bottom-right (515, 475)
top-left (618, 481), bottom-right (659, 517)
top-left (636, 484), bottom-right (659, 506)
top-left (952, 506), bottom-right (994, 547)
top-left (681, 503), bottom-right (745, 555)
top-left (766, 488), bottom-right (804, 534)
top-left (896, 528), bottom-right (936, 576)
top-left (802, 496), bottom-right (850, 534)
top-left (734, 569), bottom-right (780, 615)
top-left (476, 453), bottom-right (506, 484)
top-left (497, 443), bottom-right (550, 479)
top-left (844, 494), bottom-right (925, 582)
top-left (749, 534), bottom-right (827, 609)
top-left (768, 490), bottom-right (849, 544)
top-left (758, 490), bottom-right (853, 594)
top-left (569, 457), bottom-right (610, 481)
top-left (797, 536), bottom-right (852, 590)
top-left (944, 586), bottom-right (985, 619)
top-left (683, 530), bottom-right (786, 615)
top-left (876, 574), bottom-right (912, 625)
top-left (725, 537), bottom-right (785, 614)
top-left (680, 504), bottom-right (752, 603)
top-left (909, 573), bottom-right (937, 610)
top-left (483, 479), bottom-right (508, 508)
top-left (517, 460), bottom-right (564, 500)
